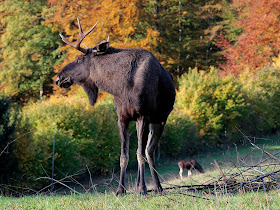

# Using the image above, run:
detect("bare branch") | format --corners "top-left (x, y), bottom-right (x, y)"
top-left (37, 177), bottom-right (82, 195)
top-left (0, 130), bottom-right (34, 156)
top-left (235, 127), bottom-right (280, 162)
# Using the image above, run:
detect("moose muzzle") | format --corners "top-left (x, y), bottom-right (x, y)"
top-left (55, 76), bottom-right (74, 88)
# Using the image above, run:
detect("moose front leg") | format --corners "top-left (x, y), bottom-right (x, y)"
top-left (188, 164), bottom-right (194, 177)
top-left (136, 116), bottom-right (150, 195)
top-left (116, 119), bottom-right (130, 195)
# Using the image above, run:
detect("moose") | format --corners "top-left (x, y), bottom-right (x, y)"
top-left (178, 160), bottom-right (204, 180)
top-left (55, 18), bottom-right (176, 195)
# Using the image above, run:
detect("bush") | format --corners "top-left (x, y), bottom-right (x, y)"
top-left (14, 90), bottom-right (126, 184)
top-left (176, 68), bottom-right (248, 146)
top-left (161, 109), bottom-right (198, 158)
top-left (239, 63), bottom-right (280, 135)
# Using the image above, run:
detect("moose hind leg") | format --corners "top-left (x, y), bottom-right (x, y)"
top-left (136, 116), bottom-right (150, 195)
top-left (145, 123), bottom-right (165, 193)
top-left (116, 120), bottom-right (130, 195)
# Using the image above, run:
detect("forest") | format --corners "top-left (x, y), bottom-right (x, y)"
top-left (1, 0), bottom-right (280, 191)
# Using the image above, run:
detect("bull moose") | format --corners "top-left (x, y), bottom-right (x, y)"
top-left (55, 18), bottom-right (176, 195)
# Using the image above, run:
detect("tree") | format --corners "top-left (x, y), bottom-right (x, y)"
top-left (45, 0), bottom-right (158, 67)
top-left (144, 0), bottom-right (228, 78)
top-left (0, 0), bottom-right (62, 103)
top-left (216, 0), bottom-right (280, 74)
top-left (47, 0), bottom-right (229, 84)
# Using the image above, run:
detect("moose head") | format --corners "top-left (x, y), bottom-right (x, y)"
top-left (55, 18), bottom-right (111, 105)
top-left (55, 18), bottom-right (109, 89)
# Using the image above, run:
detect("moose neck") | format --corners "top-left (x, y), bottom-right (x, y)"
top-left (88, 47), bottom-right (131, 97)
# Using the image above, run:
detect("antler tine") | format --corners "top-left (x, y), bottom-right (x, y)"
top-left (59, 33), bottom-right (72, 46)
top-left (60, 18), bottom-right (99, 54)
top-left (84, 21), bottom-right (99, 37)
top-left (82, 43), bottom-right (89, 49)
top-left (76, 18), bottom-right (98, 46)
top-left (77, 18), bottom-right (83, 34)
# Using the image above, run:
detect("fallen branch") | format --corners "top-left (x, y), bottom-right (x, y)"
top-left (37, 177), bottom-right (82, 195)
top-left (235, 127), bottom-right (280, 162)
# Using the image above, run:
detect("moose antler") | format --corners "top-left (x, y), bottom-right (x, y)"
top-left (59, 18), bottom-right (98, 54)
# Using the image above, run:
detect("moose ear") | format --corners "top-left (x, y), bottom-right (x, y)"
top-left (91, 39), bottom-right (109, 55)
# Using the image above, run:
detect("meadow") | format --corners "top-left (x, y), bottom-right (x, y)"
top-left (1, 190), bottom-right (279, 209)
top-left (1, 1), bottom-right (280, 209)
top-left (1, 139), bottom-right (279, 209)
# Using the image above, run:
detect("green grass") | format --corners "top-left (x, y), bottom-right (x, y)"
top-left (0, 190), bottom-right (279, 209)
top-left (1, 139), bottom-right (279, 209)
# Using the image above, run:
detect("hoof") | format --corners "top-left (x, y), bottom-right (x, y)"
top-left (154, 186), bottom-right (164, 194)
top-left (155, 189), bottom-right (164, 195)
top-left (116, 187), bottom-right (126, 196)
top-left (136, 186), bottom-right (147, 195)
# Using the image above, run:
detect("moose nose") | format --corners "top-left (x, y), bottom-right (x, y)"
top-left (55, 77), bottom-right (60, 86)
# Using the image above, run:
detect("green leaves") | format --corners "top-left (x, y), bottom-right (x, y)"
top-left (14, 92), bottom-right (123, 179)
top-left (0, 0), bottom-right (62, 102)
top-left (176, 68), bottom-right (247, 145)
top-left (239, 65), bottom-right (280, 134)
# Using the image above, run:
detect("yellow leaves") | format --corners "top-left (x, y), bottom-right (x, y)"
top-left (182, 11), bottom-right (188, 16)
top-left (31, 53), bottom-right (41, 61)
top-left (45, 0), bottom-right (159, 66)
top-left (206, 25), bottom-right (223, 41)
top-left (272, 54), bottom-right (280, 68)
top-left (136, 29), bottom-right (159, 51)
top-left (176, 67), bottom-right (248, 139)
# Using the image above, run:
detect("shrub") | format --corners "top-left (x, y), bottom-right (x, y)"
top-left (161, 109), bottom-right (198, 158)
top-left (14, 90), bottom-right (126, 184)
top-left (176, 68), bottom-right (248, 146)
top-left (239, 63), bottom-right (280, 135)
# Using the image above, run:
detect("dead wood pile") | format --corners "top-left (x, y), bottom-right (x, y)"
top-left (160, 134), bottom-right (280, 196)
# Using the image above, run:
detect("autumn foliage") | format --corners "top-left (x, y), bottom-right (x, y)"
top-left (217, 0), bottom-right (280, 74)
top-left (45, 0), bottom-right (159, 69)
top-left (1, 0), bottom-right (280, 189)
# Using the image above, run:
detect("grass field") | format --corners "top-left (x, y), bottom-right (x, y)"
top-left (1, 139), bottom-right (280, 209)
top-left (1, 190), bottom-right (279, 209)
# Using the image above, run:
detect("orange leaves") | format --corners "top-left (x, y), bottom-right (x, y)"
top-left (46, 0), bottom-right (160, 96)
top-left (218, 0), bottom-right (280, 75)
top-left (46, 0), bottom-right (149, 48)
top-left (45, 0), bottom-right (156, 71)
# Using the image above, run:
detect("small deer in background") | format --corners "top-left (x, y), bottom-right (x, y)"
top-left (178, 160), bottom-right (204, 180)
